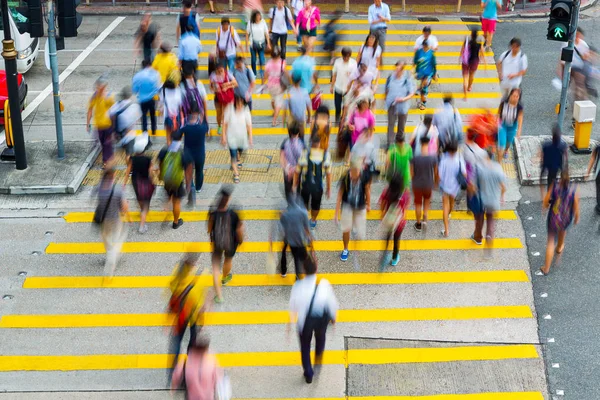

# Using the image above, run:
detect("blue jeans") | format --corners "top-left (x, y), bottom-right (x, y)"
top-left (250, 47), bottom-right (266, 79)
top-left (294, 15), bottom-right (301, 45)
top-left (185, 145), bottom-right (206, 192)
top-left (498, 123), bottom-right (518, 149)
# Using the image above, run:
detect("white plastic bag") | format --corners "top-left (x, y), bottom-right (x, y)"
top-left (216, 373), bottom-right (232, 400)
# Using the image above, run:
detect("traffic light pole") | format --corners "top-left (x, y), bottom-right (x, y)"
top-left (557, 0), bottom-right (580, 129)
top-left (47, 0), bottom-right (65, 159)
top-left (1, 0), bottom-right (27, 169)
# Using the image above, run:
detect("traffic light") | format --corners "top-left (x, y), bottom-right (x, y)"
top-left (57, 0), bottom-right (83, 38)
top-left (547, 0), bottom-right (573, 42)
top-left (26, 0), bottom-right (44, 37)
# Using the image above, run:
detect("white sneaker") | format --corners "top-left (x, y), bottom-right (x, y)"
top-left (552, 78), bottom-right (562, 91)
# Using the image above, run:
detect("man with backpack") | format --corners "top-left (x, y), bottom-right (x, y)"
top-left (159, 130), bottom-right (193, 229)
top-left (497, 37), bottom-right (528, 97)
top-left (109, 86), bottom-right (143, 157)
top-left (289, 256), bottom-right (338, 384)
top-left (385, 60), bottom-right (416, 148)
top-left (215, 17), bottom-right (242, 72)
top-left (233, 56), bottom-right (256, 110)
top-left (269, 0), bottom-right (295, 60)
top-left (276, 194), bottom-right (312, 278)
top-left (433, 94), bottom-right (463, 152)
top-left (176, 1), bottom-right (201, 43)
top-left (208, 187), bottom-right (244, 303)
top-left (294, 135), bottom-right (332, 230)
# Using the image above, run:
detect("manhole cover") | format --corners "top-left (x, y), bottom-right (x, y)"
top-left (3, 295), bottom-right (13, 300)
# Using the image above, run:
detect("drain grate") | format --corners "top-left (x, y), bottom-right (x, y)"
top-left (418, 17), bottom-right (439, 22)
top-left (461, 17), bottom-right (482, 23)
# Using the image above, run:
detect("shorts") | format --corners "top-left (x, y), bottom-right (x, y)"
top-left (412, 187), bottom-right (432, 205)
top-left (301, 189), bottom-right (323, 212)
top-left (268, 86), bottom-right (284, 108)
top-left (212, 247), bottom-right (237, 262)
top-left (498, 123), bottom-right (518, 149)
top-left (300, 28), bottom-right (317, 37)
top-left (461, 60), bottom-right (479, 75)
top-left (481, 18), bottom-right (497, 34)
top-left (340, 204), bottom-right (367, 239)
top-left (164, 182), bottom-right (186, 199)
top-left (229, 148), bottom-right (244, 160)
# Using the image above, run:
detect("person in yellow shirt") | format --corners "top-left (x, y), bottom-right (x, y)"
top-left (152, 41), bottom-right (181, 86)
top-left (310, 105), bottom-right (331, 151)
top-left (167, 253), bottom-right (209, 380)
top-left (87, 76), bottom-right (115, 166)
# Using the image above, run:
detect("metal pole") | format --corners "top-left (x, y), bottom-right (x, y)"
top-left (1, 0), bottom-right (27, 169)
top-left (557, 0), bottom-right (580, 129)
top-left (47, 0), bottom-right (65, 159)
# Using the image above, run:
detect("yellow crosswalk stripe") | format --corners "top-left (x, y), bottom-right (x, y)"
top-left (201, 92), bottom-right (502, 101)
top-left (199, 51), bottom-right (492, 58)
top-left (0, 344), bottom-right (538, 371)
top-left (44, 239), bottom-right (522, 254)
top-left (197, 64), bottom-right (498, 72)
top-left (197, 107), bottom-right (497, 117)
top-left (63, 210), bottom-right (517, 223)
top-left (197, 77), bottom-right (500, 85)
top-left (23, 270), bottom-right (530, 289)
top-left (0, 306), bottom-right (533, 328)
top-left (350, 395), bottom-right (544, 400)
top-left (202, 18), bottom-right (482, 26)
top-left (200, 40), bottom-right (474, 47)
top-left (200, 29), bottom-right (482, 36)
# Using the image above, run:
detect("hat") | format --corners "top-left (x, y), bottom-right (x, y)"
top-left (119, 86), bottom-right (133, 101)
top-left (160, 41), bottom-right (173, 52)
top-left (132, 133), bottom-right (149, 154)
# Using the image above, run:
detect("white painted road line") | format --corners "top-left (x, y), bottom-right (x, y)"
top-left (0, 16), bottom-right (126, 145)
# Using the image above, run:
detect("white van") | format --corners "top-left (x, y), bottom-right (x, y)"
top-left (0, 6), bottom-right (40, 73)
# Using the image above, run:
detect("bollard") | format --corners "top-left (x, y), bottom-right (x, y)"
top-left (0, 99), bottom-right (15, 161)
top-left (571, 100), bottom-right (596, 154)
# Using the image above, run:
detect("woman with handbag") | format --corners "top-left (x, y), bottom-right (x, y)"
top-left (246, 10), bottom-right (271, 80)
top-left (123, 134), bottom-right (155, 234)
top-left (295, 0), bottom-right (320, 54)
top-left (210, 62), bottom-right (238, 135)
top-left (264, 46), bottom-right (289, 126)
top-left (460, 28), bottom-right (487, 101)
top-left (438, 140), bottom-right (466, 238)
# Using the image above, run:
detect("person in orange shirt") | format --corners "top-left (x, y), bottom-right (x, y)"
top-left (152, 42), bottom-right (181, 86)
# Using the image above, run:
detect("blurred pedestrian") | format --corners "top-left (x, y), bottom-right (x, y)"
top-left (357, 34), bottom-right (382, 79)
top-left (335, 159), bottom-right (371, 262)
top-left (109, 86), bottom-right (143, 158)
top-left (208, 187), bottom-right (244, 303)
top-left (280, 121), bottom-right (305, 196)
top-left (233, 55), bottom-right (256, 110)
top-left (434, 94), bottom-right (463, 152)
top-left (379, 174), bottom-right (409, 269)
top-left (215, 17), bottom-right (242, 72)
top-left (178, 24), bottom-right (202, 78)
top-left (289, 256), bottom-right (338, 384)
top-left (414, 26), bottom-right (439, 52)
top-left (180, 101), bottom-right (209, 205)
top-left (347, 97), bottom-right (375, 151)
top-left (181, 68), bottom-right (208, 122)
top-left (368, 0), bottom-right (390, 51)
top-left (87, 76), bottom-right (115, 167)
top-left (265, 47), bottom-right (289, 126)
top-left (541, 170), bottom-right (579, 275)
top-left (295, 0), bottom-right (320, 54)
top-left (95, 167), bottom-right (130, 277)
top-left (562, 27), bottom-right (590, 104)
top-left (269, 0), bottom-right (295, 60)
top-left (275, 194), bottom-right (312, 278)
top-left (289, 0), bottom-right (305, 50)
top-left (176, 1), bottom-right (201, 42)
top-left (159, 130), bottom-right (193, 229)
top-left (385, 60), bottom-right (415, 148)
top-left (160, 79), bottom-right (183, 147)
top-left (481, 0), bottom-right (501, 51)
top-left (310, 105), bottom-right (331, 151)
top-left (411, 135), bottom-right (438, 232)
top-left (460, 28), bottom-right (487, 101)
top-left (472, 152), bottom-right (506, 249)
top-left (497, 38), bottom-right (528, 97)
top-left (438, 140), bottom-right (466, 237)
top-left (167, 253), bottom-right (207, 381)
top-left (323, 11), bottom-right (341, 65)
top-left (243, 0), bottom-right (264, 27)
top-left (136, 13), bottom-right (160, 63)
top-left (497, 88), bottom-right (523, 161)
top-left (410, 115), bottom-right (439, 156)
top-left (351, 125), bottom-right (379, 179)
top-left (331, 47), bottom-right (357, 124)
top-left (152, 42), bottom-right (180, 86)
top-left (124, 134), bottom-right (155, 234)
top-left (292, 46), bottom-right (317, 94)
top-left (386, 133), bottom-right (412, 191)
top-left (246, 10), bottom-right (271, 80)
top-left (585, 140), bottom-right (600, 214)
top-left (287, 73), bottom-right (312, 135)
top-left (132, 59), bottom-right (162, 137)
top-left (295, 134), bottom-right (332, 229)
top-left (413, 40), bottom-right (436, 110)
top-left (210, 62), bottom-right (238, 135)
top-left (222, 95), bottom-right (253, 184)
top-left (463, 128), bottom-right (489, 219)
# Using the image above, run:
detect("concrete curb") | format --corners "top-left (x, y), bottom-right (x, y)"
top-left (68, 143), bottom-right (101, 194)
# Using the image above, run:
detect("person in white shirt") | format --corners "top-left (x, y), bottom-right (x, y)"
top-left (367, 0), bottom-right (391, 51)
top-left (288, 0), bottom-right (305, 49)
top-left (269, 0), bottom-right (296, 60)
top-left (288, 256), bottom-right (338, 384)
top-left (222, 95), bottom-right (253, 183)
top-left (246, 10), bottom-right (271, 79)
top-left (160, 80), bottom-right (183, 146)
top-left (357, 33), bottom-right (382, 78)
top-left (330, 47), bottom-right (357, 124)
top-left (109, 86), bottom-right (143, 157)
top-left (215, 17), bottom-right (242, 72)
top-left (414, 26), bottom-right (439, 51)
top-left (496, 37), bottom-right (528, 97)
top-left (559, 27), bottom-right (590, 102)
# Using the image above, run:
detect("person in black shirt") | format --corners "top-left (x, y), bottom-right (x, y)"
top-left (542, 125), bottom-right (567, 199)
top-left (180, 101), bottom-right (209, 207)
top-left (124, 134), bottom-right (155, 234)
top-left (136, 13), bottom-right (160, 63)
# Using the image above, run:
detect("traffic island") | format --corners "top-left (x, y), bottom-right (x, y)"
top-left (514, 135), bottom-right (597, 186)
top-left (0, 140), bottom-right (99, 194)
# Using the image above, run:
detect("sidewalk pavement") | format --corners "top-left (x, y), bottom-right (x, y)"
top-left (78, 0), bottom-right (597, 16)
top-left (514, 135), bottom-right (597, 186)
top-left (0, 141), bottom-right (99, 195)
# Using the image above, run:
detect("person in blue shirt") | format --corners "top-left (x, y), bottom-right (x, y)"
top-left (179, 24), bottom-right (202, 79)
top-left (413, 40), bottom-right (437, 110)
top-left (132, 59), bottom-right (162, 136)
top-left (481, 0), bottom-right (502, 51)
top-left (385, 61), bottom-right (416, 147)
top-left (291, 46), bottom-right (317, 94)
top-left (367, 0), bottom-right (391, 51)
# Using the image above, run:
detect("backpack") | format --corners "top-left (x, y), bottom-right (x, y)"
top-left (549, 184), bottom-right (576, 231)
top-left (270, 6), bottom-right (292, 31)
top-left (160, 150), bottom-right (185, 191)
top-left (212, 210), bottom-right (236, 253)
top-left (180, 12), bottom-right (200, 37)
top-left (302, 149), bottom-right (325, 194)
top-left (180, 81), bottom-right (205, 121)
top-left (168, 283), bottom-right (194, 335)
top-left (112, 101), bottom-right (133, 140)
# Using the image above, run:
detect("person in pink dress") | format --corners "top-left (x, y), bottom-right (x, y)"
top-left (264, 47), bottom-right (290, 126)
top-left (295, 0), bottom-right (320, 54)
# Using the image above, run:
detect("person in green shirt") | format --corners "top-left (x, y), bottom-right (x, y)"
top-left (386, 133), bottom-right (413, 192)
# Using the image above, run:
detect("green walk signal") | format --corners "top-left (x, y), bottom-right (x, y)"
top-left (547, 0), bottom-right (573, 42)
top-left (553, 26), bottom-right (566, 38)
